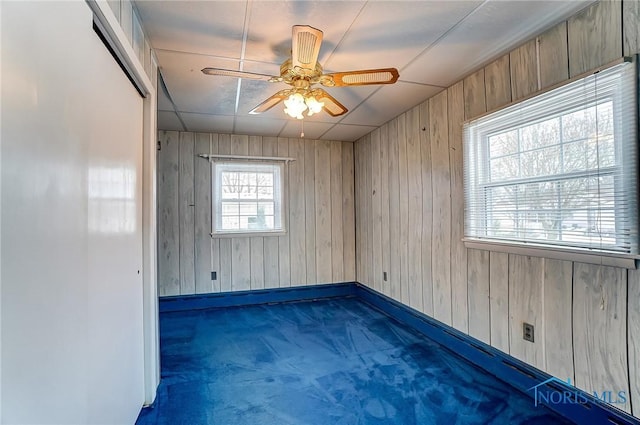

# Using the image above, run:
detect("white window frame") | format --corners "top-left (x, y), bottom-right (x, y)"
top-left (463, 59), bottom-right (638, 267)
top-left (211, 160), bottom-right (286, 237)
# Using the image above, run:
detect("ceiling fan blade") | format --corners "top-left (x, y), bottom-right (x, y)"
top-left (291, 25), bottom-right (323, 73)
top-left (249, 90), bottom-right (290, 115)
top-left (314, 89), bottom-right (348, 117)
top-left (320, 68), bottom-right (399, 87)
top-left (201, 67), bottom-right (279, 81)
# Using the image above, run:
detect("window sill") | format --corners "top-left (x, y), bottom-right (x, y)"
top-left (211, 230), bottom-right (287, 238)
top-left (462, 238), bottom-right (638, 269)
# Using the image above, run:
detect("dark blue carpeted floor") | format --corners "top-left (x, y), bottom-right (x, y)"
top-left (136, 297), bottom-right (573, 425)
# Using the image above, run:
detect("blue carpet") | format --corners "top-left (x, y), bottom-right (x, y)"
top-left (136, 297), bottom-right (573, 424)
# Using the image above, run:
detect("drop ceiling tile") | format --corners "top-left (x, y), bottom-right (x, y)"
top-left (322, 124), bottom-right (377, 142)
top-left (401, 1), bottom-right (594, 87)
top-left (135, 1), bottom-right (247, 57)
top-left (235, 78), bottom-right (289, 116)
top-left (279, 121), bottom-right (335, 140)
top-left (323, 1), bottom-right (481, 73)
top-left (158, 111), bottom-right (185, 131)
top-left (244, 1), bottom-right (366, 65)
top-left (234, 115), bottom-right (287, 137)
top-left (341, 83), bottom-right (442, 126)
top-left (180, 113), bottom-right (234, 134)
top-left (156, 50), bottom-right (239, 115)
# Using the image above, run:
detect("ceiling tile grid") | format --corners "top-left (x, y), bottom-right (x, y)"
top-left (136, 0), bottom-right (594, 142)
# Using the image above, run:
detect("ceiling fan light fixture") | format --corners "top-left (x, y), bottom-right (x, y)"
top-left (305, 96), bottom-right (324, 116)
top-left (284, 93), bottom-right (307, 119)
top-left (283, 92), bottom-right (325, 119)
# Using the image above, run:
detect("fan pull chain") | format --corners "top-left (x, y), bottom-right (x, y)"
top-left (301, 119), bottom-right (305, 138)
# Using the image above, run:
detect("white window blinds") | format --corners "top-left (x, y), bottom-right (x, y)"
top-left (464, 60), bottom-right (638, 254)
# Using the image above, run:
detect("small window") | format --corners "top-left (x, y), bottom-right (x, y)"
top-left (464, 60), bottom-right (638, 254)
top-left (212, 161), bottom-right (285, 235)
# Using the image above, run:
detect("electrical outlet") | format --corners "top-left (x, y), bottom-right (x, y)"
top-left (211, 271), bottom-right (217, 281)
top-left (523, 322), bottom-right (534, 342)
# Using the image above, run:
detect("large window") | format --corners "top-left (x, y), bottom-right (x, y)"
top-left (212, 161), bottom-right (285, 235)
top-left (464, 61), bottom-right (637, 254)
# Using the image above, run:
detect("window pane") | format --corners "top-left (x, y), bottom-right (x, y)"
top-left (257, 186), bottom-right (274, 200)
top-left (520, 116), bottom-right (559, 151)
top-left (257, 173), bottom-right (273, 186)
top-left (222, 216), bottom-right (240, 230)
top-left (520, 145), bottom-right (561, 177)
top-left (258, 202), bottom-right (274, 215)
top-left (489, 130), bottom-right (518, 158)
top-left (490, 155), bottom-right (519, 181)
top-left (221, 202), bottom-right (239, 215)
top-left (239, 203), bottom-right (257, 216)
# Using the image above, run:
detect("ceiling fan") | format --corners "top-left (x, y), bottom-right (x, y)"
top-left (201, 25), bottom-right (399, 119)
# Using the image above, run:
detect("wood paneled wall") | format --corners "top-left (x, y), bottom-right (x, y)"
top-left (158, 131), bottom-right (355, 296)
top-left (354, 0), bottom-right (639, 418)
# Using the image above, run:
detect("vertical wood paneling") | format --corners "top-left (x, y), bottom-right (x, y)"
top-left (539, 22), bottom-right (569, 89)
top-left (484, 54), bottom-right (511, 111)
top-left (543, 259), bottom-right (573, 380)
top-left (209, 134), bottom-right (220, 293)
top-left (277, 137), bottom-right (291, 287)
top-left (379, 124), bottom-right (391, 296)
top-left (387, 119), bottom-right (401, 301)
top-left (315, 139), bottom-right (332, 283)
top-left (467, 249), bottom-right (490, 343)
top-left (489, 252), bottom-right (509, 352)
top-left (304, 139), bottom-right (317, 284)
top-left (573, 263), bottom-right (630, 413)
top-left (217, 134), bottom-right (232, 291)
top-left (406, 107), bottom-right (423, 311)
top-left (357, 135), bottom-right (367, 286)
top-left (429, 91), bottom-right (452, 325)
top-left (230, 135), bottom-right (251, 291)
top-left (248, 136), bottom-right (264, 290)
top-left (194, 133), bottom-right (212, 294)
top-left (342, 142), bottom-right (356, 282)
top-left (568, 0), bottom-right (622, 77)
top-left (397, 113), bottom-right (410, 305)
top-left (249, 238), bottom-right (264, 289)
top-left (508, 255), bottom-right (544, 370)
top-left (623, 0), bottom-right (640, 56)
top-left (353, 139), bottom-right (366, 284)
top-left (289, 138), bottom-right (306, 286)
top-left (463, 69), bottom-right (486, 120)
top-left (330, 141), bottom-right (344, 282)
top-left (179, 132), bottom-right (195, 295)
top-left (371, 129), bottom-right (383, 291)
top-left (628, 269), bottom-right (640, 417)
top-left (262, 137), bottom-right (280, 288)
top-left (362, 134), bottom-right (373, 287)
top-left (157, 131), bottom-right (180, 296)
top-left (510, 40), bottom-right (538, 100)
top-left (419, 102), bottom-right (433, 315)
top-left (448, 82), bottom-right (467, 332)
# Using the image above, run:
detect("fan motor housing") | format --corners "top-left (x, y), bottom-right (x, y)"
top-left (280, 59), bottom-right (324, 84)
